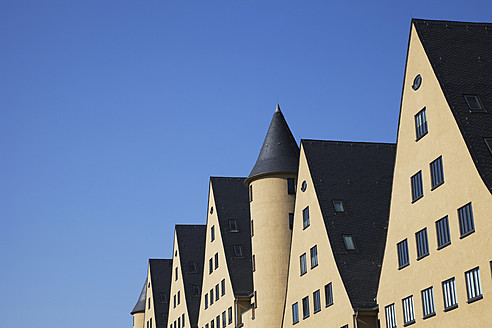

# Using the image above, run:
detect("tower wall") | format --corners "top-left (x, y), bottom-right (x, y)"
top-left (132, 313), bottom-right (144, 328)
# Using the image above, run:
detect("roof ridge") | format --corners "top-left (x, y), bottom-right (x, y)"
top-left (301, 139), bottom-right (396, 146)
top-left (412, 18), bottom-right (492, 26)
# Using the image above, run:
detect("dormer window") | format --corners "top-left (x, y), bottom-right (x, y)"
top-left (333, 200), bottom-right (345, 213)
top-left (484, 138), bottom-right (492, 154)
top-left (464, 95), bottom-right (486, 112)
top-left (343, 235), bottom-right (356, 251)
top-left (189, 261), bottom-right (197, 273)
top-left (229, 220), bottom-right (238, 232)
top-left (234, 245), bottom-right (243, 257)
top-left (192, 285), bottom-right (200, 296)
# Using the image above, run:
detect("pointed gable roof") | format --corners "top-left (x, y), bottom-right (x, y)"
top-left (130, 277), bottom-right (147, 315)
top-left (149, 259), bottom-right (173, 328)
top-left (413, 19), bottom-right (492, 193)
top-left (246, 105), bottom-right (300, 184)
top-left (210, 177), bottom-right (253, 297)
top-left (302, 140), bottom-right (396, 309)
top-left (175, 225), bottom-right (206, 328)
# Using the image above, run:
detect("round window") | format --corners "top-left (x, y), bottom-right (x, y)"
top-left (412, 74), bottom-right (422, 90)
top-left (301, 180), bottom-right (307, 192)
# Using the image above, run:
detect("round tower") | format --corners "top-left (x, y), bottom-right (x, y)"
top-left (245, 104), bottom-right (299, 328)
top-left (130, 279), bottom-right (147, 328)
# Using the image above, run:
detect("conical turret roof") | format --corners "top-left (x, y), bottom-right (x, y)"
top-left (130, 277), bottom-right (147, 315)
top-left (246, 105), bottom-right (299, 184)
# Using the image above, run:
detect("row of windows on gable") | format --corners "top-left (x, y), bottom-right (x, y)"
top-left (397, 202), bottom-right (475, 269)
top-left (249, 178), bottom-right (297, 203)
top-left (300, 245), bottom-right (318, 276)
top-left (385, 266), bottom-right (483, 328)
top-left (209, 253), bottom-right (219, 274)
top-left (291, 283), bottom-right (334, 324)
top-left (411, 156), bottom-right (444, 202)
top-left (146, 318), bottom-right (152, 328)
top-left (173, 291), bottom-right (181, 308)
top-left (204, 279), bottom-right (226, 309)
top-left (169, 313), bottom-right (186, 328)
top-left (203, 307), bottom-right (233, 328)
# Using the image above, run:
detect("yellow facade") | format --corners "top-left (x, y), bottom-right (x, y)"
top-left (144, 267), bottom-right (156, 328)
top-left (377, 23), bottom-right (492, 327)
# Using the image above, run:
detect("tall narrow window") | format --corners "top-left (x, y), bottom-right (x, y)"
top-left (177, 291), bottom-right (180, 305)
top-left (210, 288), bottom-right (214, 305)
top-left (411, 171), bottom-right (423, 202)
top-left (249, 185), bottom-right (253, 202)
top-left (421, 287), bottom-right (435, 319)
top-left (310, 245), bottom-right (318, 268)
top-left (221, 279), bottom-right (225, 296)
top-left (174, 294), bottom-right (176, 308)
top-left (325, 283), bottom-right (333, 307)
top-left (289, 213), bottom-right (294, 230)
top-left (300, 253), bottom-right (307, 276)
top-left (214, 253), bottom-right (219, 269)
top-left (182, 313), bottom-right (185, 327)
top-left (211, 226), bottom-right (215, 242)
top-left (458, 202), bottom-right (475, 238)
top-left (302, 296), bottom-right (310, 319)
top-left (175, 267), bottom-right (178, 281)
top-left (228, 307), bottom-right (232, 324)
top-left (397, 239), bottom-right (409, 269)
top-left (313, 289), bottom-right (321, 313)
top-left (252, 254), bottom-right (255, 272)
top-left (303, 206), bottom-right (310, 229)
top-left (215, 284), bottom-right (219, 301)
top-left (288, 178), bottom-right (296, 194)
top-left (148, 297), bottom-right (151, 309)
top-left (415, 228), bottom-right (429, 260)
top-left (210, 319), bottom-right (214, 328)
top-left (402, 296), bottom-right (415, 325)
top-left (385, 303), bottom-right (397, 328)
top-left (205, 293), bottom-right (208, 309)
top-left (216, 315), bottom-right (220, 328)
top-left (292, 302), bottom-right (299, 324)
top-left (436, 216), bottom-right (451, 249)
top-left (177, 317), bottom-right (180, 328)
top-left (251, 220), bottom-right (254, 237)
top-left (415, 107), bottom-right (428, 140)
top-left (222, 311), bottom-right (226, 328)
top-left (465, 267), bottom-right (483, 303)
top-left (430, 156), bottom-right (444, 189)
top-left (209, 258), bottom-right (213, 274)
top-left (192, 285), bottom-right (200, 296)
top-left (442, 277), bottom-right (458, 311)
top-left (189, 261), bottom-right (197, 273)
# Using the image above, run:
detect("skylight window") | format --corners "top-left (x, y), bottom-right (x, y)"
top-left (464, 95), bottom-right (486, 112)
top-left (333, 200), bottom-right (345, 213)
top-left (485, 138), bottom-right (492, 155)
top-left (189, 261), bottom-right (197, 273)
top-left (343, 235), bottom-right (356, 251)
top-left (234, 245), bottom-right (243, 257)
top-left (229, 220), bottom-right (238, 232)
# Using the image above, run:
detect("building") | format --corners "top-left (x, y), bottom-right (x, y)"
top-left (131, 19), bottom-right (492, 328)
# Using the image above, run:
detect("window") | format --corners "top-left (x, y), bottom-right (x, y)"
top-left (215, 253), bottom-right (219, 269)
top-left (210, 288), bottom-right (214, 305)
top-left (159, 292), bottom-right (168, 303)
top-left (397, 239), bottom-right (409, 269)
top-left (192, 285), bottom-right (200, 296)
top-left (229, 219), bottom-right (238, 232)
top-left (177, 291), bottom-right (180, 305)
top-left (148, 297), bottom-right (151, 309)
top-left (182, 314), bottom-right (185, 327)
top-left (302, 296), bottom-right (310, 319)
top-left (173, 294), bottom-right (176, 308)
top-left (292, 302), bottom-right (299, 324)
top-left (333, 200), bottom-right (345, 213)
top-left (150, 318), bottom-right (152, 328)
top-left (289, 213), bottom-right (294, 230)
top-left (251, 220), bottom-right (254, 237)
top-left (415, 107), bottom-right (428, 140)
top-left (205, 324), bottom-right (209, 328)
top-left (210, 206), bottom-right (213, 214)
top-left (216, 315), bottom-right (220, 328)
top-left (189, 261), bottom-right (197, 273)
top-left (436, 216), bottom-right (451, 249)
top-left (211, 226), bottom-right (215, 242)
top-left (300, 253), bottom-right (307, 276)
top-left (415, 228), bottom-right (429, 260)
top-left (234, 245), bottom-right (243, 257)
top-left (221, 279), bottom-right (225, 296)
top-left (411, 171), bottom-right (423, 202)
top-left (343, 235), bottom-right (356, 251)
top-left (442, 277), bottom-right (458, 311)
top-left (310, 245), bottom-right (318, 268)
top-left (465, 267), bottom-right (483, 303)
top-left (458, 202), bottom-right (475, 238)
top-left (228, 306), bottom-right (233, 324)
top-left (175, 267), bottom-right (178, 281)
top-left (252, 254), bottom-right (255, 272)
top-left (464, 95), bottom-right (485, 112)
top-left (385, 303), bottom-right (397, 328)
top-left (209, 258), bottom-right (213, 274)
top-left (485, 138), bottom-right (492, 154)
top-left (430, 156), bottom-right (444, 189)
top-left (222, 311), bottom-right (226, 327)
top-left (313, 289), bottom-right (321, 313)
top-left (210, 319), bottom-right (214, 328)
top-left (205, 293), bottom-right (208, 309)
top-left (325, 283), bottom-right (333, 307)
top-left (303, 206), bottom-right (310, 229)
top-left (249, 185), bottom-right (253, 202)
top-left (301, 180), bottom-right (307, 192)
top-left (402, 295), bottom-right (415, 325)
top-left (177, 317), bottom-right (180, 328)
top-left (421, 287), bottom-right (435, 319)
top-left (254, 291), bottom-right (257, 308)
top-left (288, 178), bottom-right (296, 194)
top-left (215, 284), bottom-right (219, 301)
top-left (412, 74), bottom-right (422, 90)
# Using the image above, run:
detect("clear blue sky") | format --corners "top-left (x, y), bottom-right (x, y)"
top-left (0, 1), bottom-right (490, 327)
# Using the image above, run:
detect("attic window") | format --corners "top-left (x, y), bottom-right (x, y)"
top-left (229, 220), bottom-right (238, 232)
top-left (189, 261), bottom-right (197, 273)
top-left (159, 292), bottom-right (168, 303)
top-left (333, 200), bottom-right (345, 213)
top-left (175, 250), bottom-right (177, 257)
top-left (192, 284), bottom-right (200, 296)
top-left (234, 245), bottom-right (243, 257)
top-left (485, 139), bottom-right (492, 155)
top-left (464, 95), bottom-right (486, 112)
top-left (301, 181), bottom-right (307, 192)
top-left (343, 235), bottom-right (356, 251)
top-left (412, 74), bottom-right (422, 90)
top-left (210, 207), bottom-right (214, 214)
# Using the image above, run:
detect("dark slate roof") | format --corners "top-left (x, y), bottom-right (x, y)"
top-left (130, 277), bottom-right (148, 315)
top-left (175, 225), bottom-right (206, 328)
top-left (246, 105), bottom-right (300, 184)
top-left (302, 140), bottom-right (396, 310)
top-left (413, 19), bottom-right (492, 194)
top-left (210, 177), bottom-right (253, 297)
top-left (149, 259), bottom-right (173, 328)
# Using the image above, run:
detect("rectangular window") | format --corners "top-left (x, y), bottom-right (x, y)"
top-left (430, 156), bottom-right (444, 189)
top-left (288, 178), bottom-right (296, 194)
top-left (177, 291), bottom-right (180, 305)
top-left (177, 317), bottom-right (180, 328)
top-left (182, 313), bottom-right (185, 327)
top-left (216, 315), bottom-right (220, 328)
top-left (485, 138), bottom-right (492, 155)
top-left (411, 171), bottom-right (423, 202)
top-left (210, 288), bottom-right (214, 305)
top-left (252, 254), bottom-right (255, 272)
top-left (458, 202), bottom-right (475, 238)
top-left (215, 253), bottom-right (219, 269)
top-left (222, 311), bottom-right (226, 328)
top-left (300, 253), bottom-right (307, 276)
top-left (343, 235), bottom-right (356, 251)
top-left (189, 261), bottom-right (197, 273)
top-left (228, 307), bottom-right (233, 324)
top-left (175, 267), bottom-right (178, 281)
top-left (303, 206), bottom-right (310, 229)
top-left (251, 220), bottom-right (254, 237)
top-left (289, 213), bottom-right (294, 230)
top-left (325, 283), bottom-right (333, 307)
top-left (209, 258), bottom-right (213, 274)
top-left (210, 319), bottom-right (214, 328)
top-left (292, 302), bottom-right (299, 324)
top-left (310, 245), bottom-right (318, 268)
top-left (215, 284), bottom-right (219, 301)
top-left (333, 200), bottom-right (345, 213)
top-left (174, 294), bottom-right (176, 308)
top-left (211, 225), bottom-right (215, 242)
top-left (313, 289), bottom-right (321, 313)
top-left (421, 287), bottom-right (435, 319)
top-left (465, 267), bottom-right (483, 303)
top-left (385, 303), bottom-right (397, 328)
top-left (442, 277), bottom-right (458, 311)
top-left (221, 279), bottom-right (225, 296)
top-left (205, 324), bottom-right (209, 328)
top-left (234, 245), bottom-right (243, 257)
top-left (302, 296), bottom-right (310, 319)
top-left (402, 295), bottom-right (415, 325)
top-left (249, 185), bottom-right (253, 202)
top-left (415, 107), bottom-right (428, 140)
top-left (192, 285), bottom-right (200, 296)
top-left (397, 239), bottom-right (410, 269)
top-left (464, 95), bottom-right (486, 112)
top-left (205, 293), bottom-right (208, 309)
top-left (229, 219), bottom-right (238, 232)
top-left (436, 216), bottom-right (451, 249)
top-left (415, 228), bottom-right (429, 260)
top-left (148, 297), bottom-right (151, 309)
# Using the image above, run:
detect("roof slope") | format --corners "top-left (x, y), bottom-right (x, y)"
top-left (175, 225), bottom-right (206, 328)
top-left (150, 259), bottom-right (173, 328)
top-left (413, 19), bottom-right (492, 193)
top-left (210, 177), bottom-right (253, 297)
top-left (130, 277), bottom-right (147, 315)
top-left (246, 105), bottom-right (299, 184)
top-left (302, 140), bottom-right (396, 309)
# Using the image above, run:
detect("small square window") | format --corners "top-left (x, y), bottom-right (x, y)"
top-left (300, 253), bottom-right (307, 276)
top-left (458, 202), bottom-right (475, 238)
top-left (343, 235), bottom-right (356, 251)
top-left (464, 95), bottom-right (486, 112)
top-left (302, 296), bottom-right (310, 319)
top-left (303, 207), bottom-right (310, 229)
top-left (415, 107), bottom-right (428, 140)
top-left (229, 220), bottom-right (238, 232)
top-left (234, 245), bottom-right (243, 257)
top-left (333, 200), bottom-right (345, 213)
top-left (159, 292), bottom-right (168, 303)
top-left (288, 178), bottom-right (296, 194)
top-left (411, 171), bottom-right (423, 202)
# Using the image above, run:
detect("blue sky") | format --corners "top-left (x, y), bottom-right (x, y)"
top-left (0, 1), bottom-right (490, 327)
